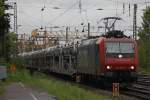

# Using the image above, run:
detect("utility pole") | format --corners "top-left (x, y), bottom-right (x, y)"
top-left (66, 27), bottom-right (69, 43)
top-left (88, 23), bottom-right (90, 38)
top-left (79, 0), bottom-right (82, 13)
top-left (133, 4), bottom-right (137, 40)
top-left (6, 2), bottom-right (17, 34)
top-left (14, 2), bottom-right (17, 34)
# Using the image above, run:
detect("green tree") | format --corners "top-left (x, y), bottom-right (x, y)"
top-left (138, 7), bottom-right (150, 73)
top-left (0, 0), bottom-right (11, 61)
top-left (6, 32), bottom-right (18, 58)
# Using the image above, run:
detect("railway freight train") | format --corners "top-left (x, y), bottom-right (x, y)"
top-left (20, 30), bottom-right (138, 84)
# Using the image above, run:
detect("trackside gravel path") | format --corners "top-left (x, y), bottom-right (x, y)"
top-left (2, 82), bottom-right (58, 100)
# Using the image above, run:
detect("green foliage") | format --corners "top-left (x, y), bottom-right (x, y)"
top-left (0, 0), bottom-right (4, 16)
top-left (0, 0), bottom-right (11, 60)
top-left (6, 32), bottom-right (18, 58)
top-left (0, 80), bottom-right (10, 98)
top-left (138, 7), bottom-right (150, 74)
top-left (9, 57), bottom-right (25, 70)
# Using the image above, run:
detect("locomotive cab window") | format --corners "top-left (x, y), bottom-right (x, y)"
top-left (106, 42), bottom-right (134, 58)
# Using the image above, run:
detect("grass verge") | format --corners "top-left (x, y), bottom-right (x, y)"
top-left (0, 81), bottom-right (7, 95)
top-left (0, 79), bottom-right (11, 99)
top-left (8, 70), bottom-right (110, 100)
top-left (139, 67), bottom-right (150, 75)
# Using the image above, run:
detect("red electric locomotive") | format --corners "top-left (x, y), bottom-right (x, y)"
top-left (77, 30), bottom-right (138, 83)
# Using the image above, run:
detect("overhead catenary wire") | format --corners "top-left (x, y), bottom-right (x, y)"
top-left (15, 0), bottom-right (149, 35)
top-left (105, 0), bottom-right (150, 5)
top-left (47, 1), bottom-right (79, 25)
top-left (116, 3), bottom-right (146, 17)
top-left (96, 2), bottom-right (145, 32)
top-left (18, 10), bottom-right (41, 28)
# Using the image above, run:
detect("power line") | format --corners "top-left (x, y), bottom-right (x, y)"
top-left (116, 4), bottom-right (146, 17)
top-left (105, 0), bottom-right (150, 5)
top-left (19, 10), bottom-right (40, 28)
top-left (47, 1), bottom-right (79, 25)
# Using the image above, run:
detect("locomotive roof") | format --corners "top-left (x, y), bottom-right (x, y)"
top-left (105, 37), bottom-right (135, 42)
top-left (80, 36), bottom-right (134, 46)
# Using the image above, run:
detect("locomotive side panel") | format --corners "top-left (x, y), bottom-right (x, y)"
top-left (78, 45), bottom-right (89, 73)
top-left (77, 39), bottom-right (101, 75)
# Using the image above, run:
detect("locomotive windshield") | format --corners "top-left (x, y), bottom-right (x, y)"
top-left (106, 42), bottom-right (134, 58)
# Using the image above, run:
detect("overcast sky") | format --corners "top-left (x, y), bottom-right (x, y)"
top-left (7, 0), bottom-right (150, 35)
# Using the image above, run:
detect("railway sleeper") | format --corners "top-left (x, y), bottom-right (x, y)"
top-left (123, 91), bottom-right (150, 100)
top-left (127, 87), bottom-right (150, 96)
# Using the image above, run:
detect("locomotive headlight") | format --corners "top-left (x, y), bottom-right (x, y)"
top-left (130, 66), bottom-right (135, 70)
top-left (106, 66), bottom-right (111, 70)
top-left (118, 54), bottom-right (123, 58)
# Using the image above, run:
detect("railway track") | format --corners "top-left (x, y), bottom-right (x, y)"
top-left (122, 75), bottom-right (150, 100)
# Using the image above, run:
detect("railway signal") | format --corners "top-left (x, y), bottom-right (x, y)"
top-left (112, 83), bottom-right (120, 97)
top-left (10, 64), bottom-right (16, 73)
